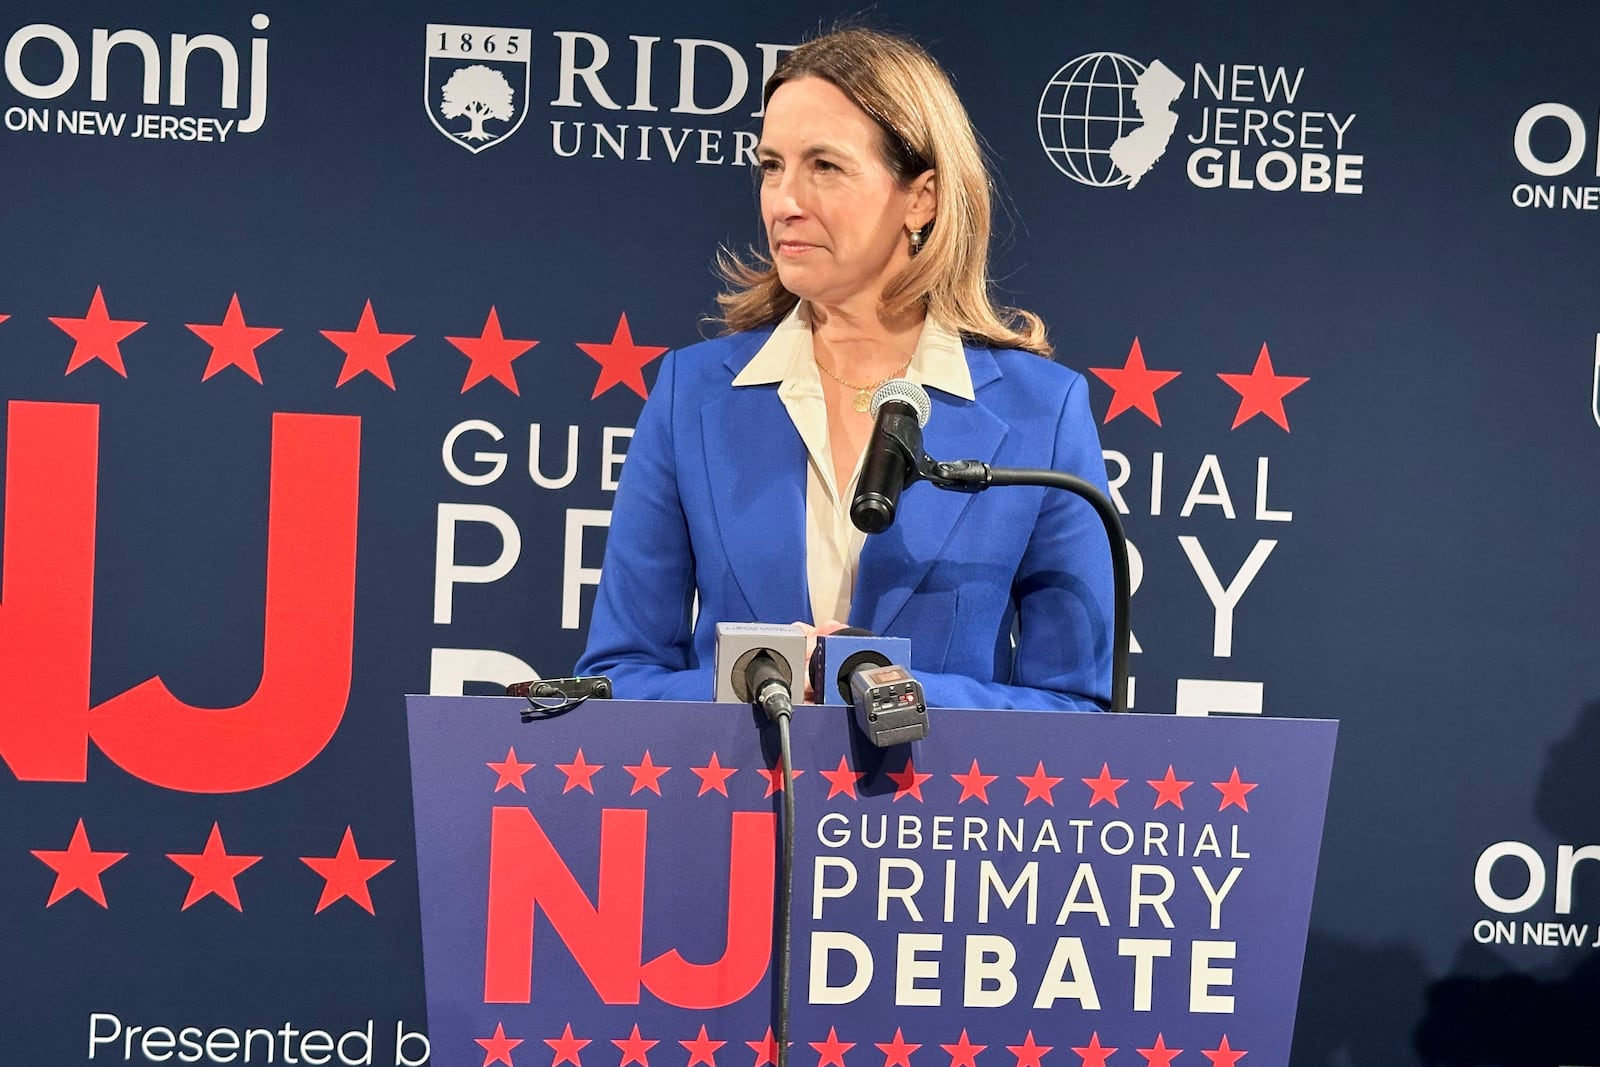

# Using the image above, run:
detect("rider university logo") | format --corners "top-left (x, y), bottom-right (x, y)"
top-left (1037, 52), bottom-right (1183, 189)
top-left (425, 23), bottom-right (532, 153)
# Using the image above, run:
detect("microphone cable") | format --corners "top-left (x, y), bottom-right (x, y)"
top-left (745, 652), bottom-right (797, 1067)
top-left (774, 709), bottom-right (795, 1067)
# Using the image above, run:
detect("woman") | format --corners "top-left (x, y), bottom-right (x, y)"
top-left (576, 28), bottom-right (1113, 711)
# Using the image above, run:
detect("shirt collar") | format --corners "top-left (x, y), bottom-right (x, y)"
top-left (732, 302), bottom-right (976, 401)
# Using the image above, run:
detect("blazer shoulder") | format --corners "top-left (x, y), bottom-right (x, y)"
top-left (671, 329), bottom-right (773, 383)
top-left (976, 345), bottom-right (1089, 404)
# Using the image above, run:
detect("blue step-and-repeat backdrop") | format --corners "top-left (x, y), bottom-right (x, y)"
top-left (1, 2), bottom-right (1596, 1064)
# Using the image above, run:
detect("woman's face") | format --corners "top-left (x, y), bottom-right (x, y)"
top-left (757, 77), bottom-right (933, 316)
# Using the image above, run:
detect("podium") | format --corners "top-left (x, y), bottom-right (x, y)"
top-left (407, 697), bottom-right (1335, 1067)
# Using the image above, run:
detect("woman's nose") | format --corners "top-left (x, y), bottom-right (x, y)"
top-left (767, 173), bottom-right (805, 219)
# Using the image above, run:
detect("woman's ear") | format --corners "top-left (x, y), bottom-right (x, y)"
top-left (906, 170), bottom-right (937, 231)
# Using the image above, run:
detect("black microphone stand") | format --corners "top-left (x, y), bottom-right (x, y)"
top-left (876, 416), bottom-right (1133, 713)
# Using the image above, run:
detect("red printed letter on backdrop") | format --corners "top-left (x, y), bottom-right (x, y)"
top-left (90, 412), bottom-right (361, 792)
top-left (0, 404), bottom-right (360, 792)
top-left (641, 810), bottom-right (774, 1008)
top-left (0, 402), bottom-right (99, 781)
top-left (483, 806), bottom-right (647, 1005)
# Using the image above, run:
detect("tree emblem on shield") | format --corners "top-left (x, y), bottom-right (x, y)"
top-left (425, 24), bottom-right (532, 154)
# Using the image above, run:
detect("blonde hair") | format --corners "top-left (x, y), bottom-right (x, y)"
top-left (716, 27), bottom-right (1050, 356)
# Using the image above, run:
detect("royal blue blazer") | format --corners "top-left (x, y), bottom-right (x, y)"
top-left (575, 329), bottom-right (1114, 711)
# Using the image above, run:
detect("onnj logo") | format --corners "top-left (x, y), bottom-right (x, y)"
top-left (424, 23), bottom-right (531, 153)
top-left (1037, 52), bottom-right (1184, 189)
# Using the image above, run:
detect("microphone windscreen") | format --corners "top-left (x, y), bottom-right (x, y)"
top-left (870, 379), bottom-right (932, 426)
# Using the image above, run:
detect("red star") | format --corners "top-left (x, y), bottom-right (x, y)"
top-left (556, 749), bottom-right (604, 794)
top-left (299, 827), bottom-right (395, 914)
top-left (875, 1029), bottom-right (921, 1067)
top-left (0, 313), bottom-right (8, 324)
top-left (1090, 337), bottom-right (1182, 425)
top-left (691, 753), bottom-right (739, 797)
top-left (811, 1027), bottom-right (855, 1067)
top-left (941, 1030), bottom-right (985, 1067)
top-left (1200, 1037), bottom-right (1245, 1067)
top-left (166, 822), bottom-right (263, 911)
top-left (1148, 765), bottom-right (1194, 810)
top-left (49, 286), bottom-right (145, 377)
top-left (747, 1027), bottom-right (788, 1067)
top-left (577, 312), bottom-right (668, 399)
top-left (1136, 1035), bottom-right (1181, 1067)
top-left (1006, 1033), bottom-right (1051, 1067)
top-left (1082, 763), bottom-right (1129, 808)
top-left (681, 1025), bottom-right (726, 1067)
top-left (1070, 1034), bottom-right (1115, 1067)
top-left (446, 305), bottom-right (538, 395)
top-left (31, 818), bottom-right (127, 907)
top-left (1218, 343), bottom-right (1309, 431)
top-left (186, 292), bottom-right (281, 383)
top-left (477, 1022), bottom-right (524, 1067)
top-left (951, 759), bottom-right (998, 804)
top-left (755, 758), bottom-right (804, 798)
top-left (487, 746), bottom-right (536, 792)
top-left (887, 757), bottom-right (933, 802)
top-left (1213, 768), bottom-right (1258, 812)
top-left (623, 750), bottom-right (671, 795)
top-left (547, 1024), bottom-right (591, 1067)
top-left (1016, 762), bottom-right (1064, 807)
top-left (550, 1023), bottom-right (601, 1062)
top-left (614, 1024), bottom-right (659, 1067)
top-left (320, 299), bottom-right (414, 389)
top-left (819, 755), bottom-right (865, 800)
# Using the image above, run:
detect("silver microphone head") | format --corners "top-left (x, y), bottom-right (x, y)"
top-left (870, 379), bottom-right (932, 426)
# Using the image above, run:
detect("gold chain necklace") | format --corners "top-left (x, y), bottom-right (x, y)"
top-left (814, 354), bottom-right (914, 412)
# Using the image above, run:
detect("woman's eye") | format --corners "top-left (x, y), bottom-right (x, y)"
top-left (813, 159), bottom-right (838, 172)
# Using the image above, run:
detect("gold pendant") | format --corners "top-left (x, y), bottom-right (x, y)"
top-left (853, 389), bottom-right (872, 413)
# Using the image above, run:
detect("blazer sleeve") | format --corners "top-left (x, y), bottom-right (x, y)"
top-left (574, 351), bottom-right (716, 700)
top-left (911, 371), bottom-right (1114, 712)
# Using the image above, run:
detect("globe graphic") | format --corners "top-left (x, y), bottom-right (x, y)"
top-left (1037, 52), bottom-right (1149, 187)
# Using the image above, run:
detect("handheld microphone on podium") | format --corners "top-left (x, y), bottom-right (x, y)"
top-left (744, 652), bottom-right (794, 723)
top-left (850, 663), bottom-right (928, 747)
top-left (808, 629), bottom-right (912, 705)
top-left (713, 622), bottom-right (807, 708)
top-left (809, 629), bottom-right (926, 745)
top-left (851, 379), bottom-right (933, 534)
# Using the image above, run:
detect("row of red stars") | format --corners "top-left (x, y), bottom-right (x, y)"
top-left (27, 819), bottom-right (394, 914)
top-left (477, 1022), bottom-right (1245, 1067)
top-left (488, 748), bottom-right (1258, 813)
top-left (1090, 337), bottom-right (1310, 432)
top-left (3, 287), bottom-right (667, 398)
top-left (15, 291), bottom-right (1309, 428)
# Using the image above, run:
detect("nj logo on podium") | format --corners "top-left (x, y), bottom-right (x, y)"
top-left (425, 24), bottom-right (532, 153)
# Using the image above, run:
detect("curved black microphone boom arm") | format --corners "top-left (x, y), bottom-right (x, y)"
top-left (877, 421), bottom-right (1131, 713)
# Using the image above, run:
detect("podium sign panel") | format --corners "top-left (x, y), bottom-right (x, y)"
top-left (407, 697), bottom-right (1335, 1067)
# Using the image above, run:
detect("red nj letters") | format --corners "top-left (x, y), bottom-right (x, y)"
top-left (484, 807), bottom-right (776, 1009)
top-left (0, 401), bottom-right (360, 793)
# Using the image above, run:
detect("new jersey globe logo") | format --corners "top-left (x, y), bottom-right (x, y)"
top-left (1038, 53), bottom-right (1184, 190)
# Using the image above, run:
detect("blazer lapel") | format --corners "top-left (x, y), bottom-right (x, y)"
top-left (701, 370), bottom-right (811, 624)
top-left (853, 347), bottom-right (1007, 634)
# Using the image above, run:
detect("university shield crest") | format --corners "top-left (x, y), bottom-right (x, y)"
top-left (425, 24), bottom-right (532, 153)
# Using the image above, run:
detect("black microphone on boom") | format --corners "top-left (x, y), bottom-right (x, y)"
top-left (850, 380), bottom-right (933, 534)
